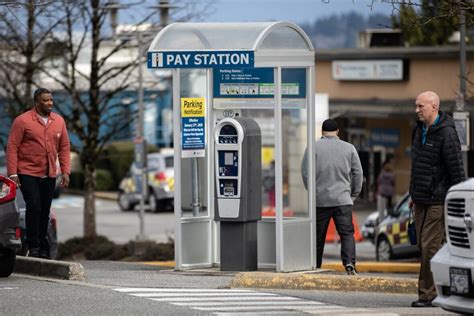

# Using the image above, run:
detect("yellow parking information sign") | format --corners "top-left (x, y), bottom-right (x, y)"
top-left (181, 98), bottom-right (205, 117)
top-left (181, 98), bottom-right (206, 158)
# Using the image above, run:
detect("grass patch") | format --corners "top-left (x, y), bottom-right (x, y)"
top-left (58, 235), bottom-right (174, 261)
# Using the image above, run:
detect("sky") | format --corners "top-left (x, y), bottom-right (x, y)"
top-left (203, 0), bottom-right (397, 25)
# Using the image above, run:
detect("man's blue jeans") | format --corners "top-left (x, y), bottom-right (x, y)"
top-left (316, 205), bottom-right (356, 268)
top-left (18, 175), bottom-right (56, 251)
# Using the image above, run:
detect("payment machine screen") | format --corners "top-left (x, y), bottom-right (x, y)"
top-left (218, 151), bottom-right (238, 176)
top-left (225, 152), bottom-right (233, 165)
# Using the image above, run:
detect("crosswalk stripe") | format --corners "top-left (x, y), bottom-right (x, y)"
top-left (172, 301), bottom-right (324, 306)
top-left (115, 288), bottom-right (250, 292)
top-left (306, 310), bottom-right (399, 315)
top-left (131, 292), bottom-right (277, 297)
top-left (113, 287), bottom-right (353, 314)
top-left (214, 313), bottom-right (300, 316)
top-left (195, 305), bottom-right (345, 311)
top-left (149, 296), bottom-right (299, 302)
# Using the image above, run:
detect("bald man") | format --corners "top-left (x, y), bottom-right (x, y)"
top-left (409, 91), bottom-right (465, 307)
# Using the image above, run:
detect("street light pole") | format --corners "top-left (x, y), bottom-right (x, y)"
top-left (457, 4), bottom-right (469, 176)
top-left (136, 30), bottom-right (148, 240)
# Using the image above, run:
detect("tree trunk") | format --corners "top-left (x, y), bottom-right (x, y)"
top-left (83, 159), bottom-right (97, 239)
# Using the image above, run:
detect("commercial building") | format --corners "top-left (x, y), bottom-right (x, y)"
top-left (315, 45), bottom-right (474, 199)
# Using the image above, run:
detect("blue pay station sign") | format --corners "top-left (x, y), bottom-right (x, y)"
top-left (148, 51), bottom-right (254, 68)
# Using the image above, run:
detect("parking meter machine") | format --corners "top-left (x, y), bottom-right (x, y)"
top-left (214, 117), bottom-right (262, 271)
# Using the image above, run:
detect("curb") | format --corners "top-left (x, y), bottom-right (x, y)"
top-left (14, 256), bottom-right (85, 281)
top-left (140, 261), bottom-right (175, 268)
top-left (229, 271), bottom-right (418, 294)
top-left (62, 189), bottom-right (118, 201)
top-left (141, 261), bottom-right (420, 274)
top-left (321, 261), bottom-right (420, 273)
top-left (94, 191), bottom-right (118, 201)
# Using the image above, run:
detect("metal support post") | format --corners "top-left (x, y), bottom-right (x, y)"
top-left (136, 31), bottom-right (147, 240)
top-left (191, 157), bottom-right (201, 216)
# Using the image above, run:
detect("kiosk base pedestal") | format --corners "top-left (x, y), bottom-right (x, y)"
top-left (220, 221), bottom-right (258, 271)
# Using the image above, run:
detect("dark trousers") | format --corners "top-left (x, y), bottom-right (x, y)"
top-left (414, 203), bottom-right (445, 301)
top-left (19, 175), bottom-right (56, 251)
top-left (382, 195), bottom-right (393, 210)
top-left (316, 205), bottom-right (356, 268)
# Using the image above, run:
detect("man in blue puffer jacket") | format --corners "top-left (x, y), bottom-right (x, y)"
top-left (410, 91), bottom-right (465, 308)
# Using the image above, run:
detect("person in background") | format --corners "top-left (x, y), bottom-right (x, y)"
top-left (409, 91), bottom-right (464, 307)
top-left (301, 119), bottom-right (363, 275)
top-left (376, 159), bottom-right (395, 218)
top-left (6, 88), bottom-right (70, 259)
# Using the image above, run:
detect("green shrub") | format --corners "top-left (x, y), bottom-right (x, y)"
top-left (57, 235), bottom-right (174, 261)
top-left (98, 141), bottom-right (160, 190)
top-left (69, 171), bottom-right (84, 190)
top-left (94, 141), bottom-right (134, 190)
top-left (134, 240), bottom-right (174, 261)
top-left (95, 169), bottom-right (114, 191)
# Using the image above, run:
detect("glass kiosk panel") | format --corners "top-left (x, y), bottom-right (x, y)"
top-left (282, 108), bottom-right (308, 217)
top-left (179, 69), bottom-right (209, 218)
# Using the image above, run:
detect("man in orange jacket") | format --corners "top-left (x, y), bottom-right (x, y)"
top-left (6, 87), bottom-right (70, 258)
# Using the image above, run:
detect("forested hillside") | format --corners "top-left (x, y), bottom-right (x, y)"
top-left (300, 12), bottom-right (392, 48)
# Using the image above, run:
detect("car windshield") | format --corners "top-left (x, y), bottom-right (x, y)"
top-left (398, 196), bottom-right (410, 215)
top-left (148, 157), bottom-right (160, 171)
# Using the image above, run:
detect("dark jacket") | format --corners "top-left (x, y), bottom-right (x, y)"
top-left (409, 111), bottom-right (465, 204)
top-left (377, 170), bottom-right (395, 197)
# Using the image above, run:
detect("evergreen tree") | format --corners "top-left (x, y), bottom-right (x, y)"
top-left (392, 0), bottom-right (472, 46)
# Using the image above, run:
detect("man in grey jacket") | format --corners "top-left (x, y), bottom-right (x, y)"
top-left (301, 119), bottom-right (363, 274)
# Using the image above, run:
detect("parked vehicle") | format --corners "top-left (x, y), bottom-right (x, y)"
top-left (15, 190), bottom-right (58, 259)
top-left (361, 211), bottom-right (379, 244)
top-left (367, 193), bottom-right (420, 261)
top-left (431, 179), bottom-right (474, 315)
top-left (118, 152), bottom-right (174, 212)
top-left (0, 151), bottom-right (6, 175)
top-left (0, 175), bottom-right (21, 277)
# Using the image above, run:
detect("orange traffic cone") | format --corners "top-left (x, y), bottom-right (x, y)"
top-left (325, 214), bottom-right (364, 243)
top-left (352, 214), bottom-right (364, 242)
top-left (325, 218), bottom-right (339, 242)
top-left (262, 207), bottom-right (295, 217)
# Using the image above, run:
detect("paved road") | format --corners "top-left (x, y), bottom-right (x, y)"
top-left (52, 194), bottom-right (384, 261)
top-left (2, 261), bottom-right (453, 315)
top-left (52, 195), bottom-right (174, 243)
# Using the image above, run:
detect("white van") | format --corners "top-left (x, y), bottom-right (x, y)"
top-left (431, 178), bottom-right (474, 314)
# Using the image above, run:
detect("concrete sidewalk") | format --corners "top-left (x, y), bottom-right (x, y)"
top-left (14, 255), bottom-right (419, 294)
top-left (140, 260), bottom-right (419, 294)
top-left (41, 193), bottom-right (416, 293)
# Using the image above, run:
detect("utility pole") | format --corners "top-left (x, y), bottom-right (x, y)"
top-left (136, 30), bottom-right (147, 240)
top-left (135, 0), bottom-right (176, 239)
top-left (159, 0), bottom-right (171, 28)
top-left (108, 0), bottom-right (176, 240)
top-left (455, 3), bottom-right (470, 177)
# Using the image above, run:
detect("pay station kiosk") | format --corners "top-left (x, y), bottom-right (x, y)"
top-left (214, 117), bottom-right (262, 271)
top-left (147, 22), bottom-right (316, 272)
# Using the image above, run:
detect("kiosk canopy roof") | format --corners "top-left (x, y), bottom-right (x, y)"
top-left (149, 22), bottom-right (313, 52)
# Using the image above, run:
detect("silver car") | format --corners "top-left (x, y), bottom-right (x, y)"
top-left (0, 175), bottom-right (21, 277)
top-left (118, 152), bottom-right (174, 212)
